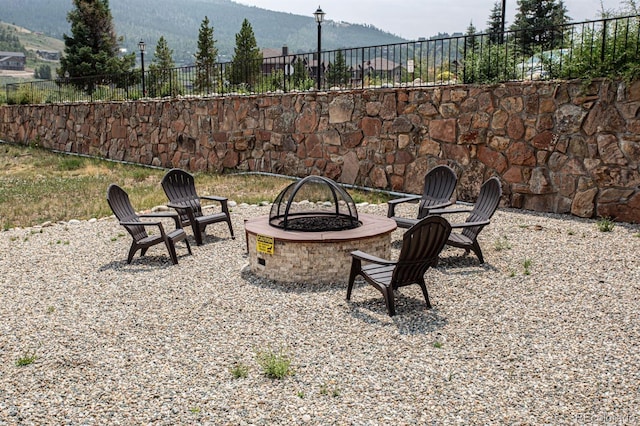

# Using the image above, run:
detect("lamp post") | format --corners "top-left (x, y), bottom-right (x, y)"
top-left (313, 6), bottom-right (325, 90)
top-left (138, 40), bottom-right (146, 97)
top-left (500, 0), bottom-right (506, 43)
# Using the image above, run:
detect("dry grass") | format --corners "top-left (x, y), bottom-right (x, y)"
top-left (0, 143), bottom-right (389, 229)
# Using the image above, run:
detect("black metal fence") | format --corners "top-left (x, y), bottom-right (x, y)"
top-left (5, 14), bottom-right (640, 105)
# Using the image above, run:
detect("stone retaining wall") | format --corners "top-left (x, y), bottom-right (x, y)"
top-left (1, 79), bottom-right (639, 222)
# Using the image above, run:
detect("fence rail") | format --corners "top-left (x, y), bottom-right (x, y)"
top-left (5, 14), bottom-right (640, 105)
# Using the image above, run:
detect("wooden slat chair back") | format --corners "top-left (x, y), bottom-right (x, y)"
top-left (107, 184), bottom-right (191, 264)
top-left (388, 165), bottom-right (458, 229)
top-left (434, 176), bottom-right (502, 264)
top-left (347, 215), bottom-right (452, 316)
top-left (161, 168), bottom-right (234, 246)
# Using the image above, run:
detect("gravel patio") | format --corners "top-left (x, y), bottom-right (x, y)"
top-left (0, 202), bottom-right (638, 425)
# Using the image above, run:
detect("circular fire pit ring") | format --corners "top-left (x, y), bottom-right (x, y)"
top-left (244, 213), bottom-right (397, 285)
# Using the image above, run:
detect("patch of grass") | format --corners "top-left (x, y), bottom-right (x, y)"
top-left (596, 217), bottom-right (615, 232)
top-left (567, 229), bottom-right (575, 235)
top-left (0, 144), bottom-right (389, 228)
top-left (256, 347), bottom-right (293, 380)
top-left (433, 341), bottom-right (443, 349)
top-left (189, 407), bottom-right (201, 414)
top-left (494, 236), bottom-right (511, 251)
top-left (297, 391), bottom-right (305, 398)
top-left (46, 306), bottom-right (55, 314)
top-left (15, 350), bottom-right (37, 366)
top-left (230, 361), bottom-right (249, 379)
top-left (58, 157), bottom-right (84, 171)
top-left (523, 258), bottom-right (532, 275)
top-left (634, 232), bottom-right (640, 238)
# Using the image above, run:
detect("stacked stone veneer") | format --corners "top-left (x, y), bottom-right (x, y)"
top-left (246, 232), bottom-right (391, 285)
top-left (1, 78), bottom-right (639, 222)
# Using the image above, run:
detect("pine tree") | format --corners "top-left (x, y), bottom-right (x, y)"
top-left (194, 16), bottom-right (218, 94)
top-left (486, 2), bottom-right (504, 44)
top-left (465, 22), bottom-right (479, 53)
top-left (324, 50), bottom-right (351, 87)
top-left (58, 0), bottom-right (135, 93)
top-left (510, 0), bottom-right (570, 55)
top-left (229, 19), bottom-right (262, 87)
top-left (148, 36), bottom-right (178, 97)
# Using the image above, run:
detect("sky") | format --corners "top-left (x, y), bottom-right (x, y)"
top-left (235, 0), bottom-right (626, 40)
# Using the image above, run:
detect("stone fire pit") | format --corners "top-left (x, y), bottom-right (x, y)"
top-left (244, 176), bottom-right (396, 284)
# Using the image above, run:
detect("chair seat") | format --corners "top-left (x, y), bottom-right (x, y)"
top-left (167, 228), bottom-right (187, 242)
top-left (447, 232), bottom-right (472, 246)
top-left (361, 264), bottom-right (395, 287)
top-left (194, 212), bottom-right (228, 226)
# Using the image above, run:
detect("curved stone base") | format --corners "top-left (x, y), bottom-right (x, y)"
top-left (244, 213), bottom-right (397, 285)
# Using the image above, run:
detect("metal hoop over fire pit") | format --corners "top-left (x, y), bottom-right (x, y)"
top-left (269, 176), bottom-right (361, 232)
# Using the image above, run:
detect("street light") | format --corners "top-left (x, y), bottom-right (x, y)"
top-left (313, 6), bottom-right (325, 90)
top-left (500, 0), bottom-right (506, 43)
top-left (138, 40), bottom-right (146, 97)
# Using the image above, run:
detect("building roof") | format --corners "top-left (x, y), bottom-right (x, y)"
top-left (0, 51), bottom-right (26, 57)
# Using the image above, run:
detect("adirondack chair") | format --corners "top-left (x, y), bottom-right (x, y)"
top-left (431, 176), bottom-right (502, 264)
top-left (347, 215), bottom-right (452, 316)
top-left (106, 184), bottom-right (192, 264)
top-left (387, 165), bottom-right (457, 229)
top-left (161, 168), bottom-right (234, 246)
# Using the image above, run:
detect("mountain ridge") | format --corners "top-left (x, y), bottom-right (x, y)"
top-left (0, 0), bottom-right (407, 64)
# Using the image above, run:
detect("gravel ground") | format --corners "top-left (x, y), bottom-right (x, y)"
top-left (0, 202), bottom-right (639, 425)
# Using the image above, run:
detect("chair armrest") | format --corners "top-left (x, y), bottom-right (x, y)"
top-left (139, 212), bottom-right (182, 228)
top-left (429, 207), bottom-right (473, 215)
top-left (200, 195), bottom-right (230, 215)
top-left (120, 220), bottom-right (168, 237)
top-left (450, 219), bottom-right (490, 229)
top-left (387, 195), bottom-right (420, 217)
top-left (200, 195), bottom-right (228, 202)
top-left (350, 250), bottom-right (395, 266)
top-left (120, 220), bottom-right (162, 227)
top-left (388, 195), bottom-right (421, 206)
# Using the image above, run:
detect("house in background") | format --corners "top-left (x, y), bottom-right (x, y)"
top-left (0, 51), bottom-right (26, 71)
top-left (36, 50), bottom-right (60, 61)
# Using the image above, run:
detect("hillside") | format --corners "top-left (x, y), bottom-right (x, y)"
top-left (0, 0), bottom-right (406, 64)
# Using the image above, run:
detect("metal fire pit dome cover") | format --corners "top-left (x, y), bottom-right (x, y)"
top-left (269, 176), bottom-right (360, 231)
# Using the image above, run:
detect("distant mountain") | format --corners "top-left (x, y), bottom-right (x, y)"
top-left (0, 0), bottom-right (407, 64)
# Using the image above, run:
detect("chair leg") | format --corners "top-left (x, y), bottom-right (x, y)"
top-left (418, 279), bottom-right (432, 309)
top-left (471, 241), bottom-right (484, 264)
top-left (192, 223), bottom-right (203, 246)
top-left (127, 244), bottom-right (138, 264)
top-left (346, 259), bottom-right (361, 301)
top-left (165, 239), bottom-right (179, 264)
top-left (184, 238), bottom-right (192, 256)
top-left (226, 218), bottom-right (235, 239)
top-left (383, 286), bottom-right (395, 316)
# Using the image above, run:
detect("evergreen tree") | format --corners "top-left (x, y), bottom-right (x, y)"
top-left (58, 0), bottom-right (135, 93)
top-left (510, 0), bottom-right (570, 55)
top-left (465, 21), bottom-right (479, 53)
top-left (229, 19), bottom-right (262, 87)
top-left (148, 36), bottom-right (178, 97)
top-left (34, 64), bottom-right (52, 80)
top-left (486, 2), bottom-right (504, 44)
top-left (324, 50), bottom-right (351, 86)
top-left (194, 16), bottom-right (218, 94)
top-left (292, 58), bottom-right (313, 90)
